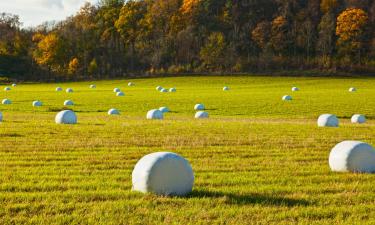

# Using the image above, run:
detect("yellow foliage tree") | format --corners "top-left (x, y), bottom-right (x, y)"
top-left (320, 0), bottom-right (338, 13)
top-left (68, 58), bottom-right (79, 76)
top-left (336, 8), bottom-right (369, 59)
top-left (181, 0), bottom-right (201, 15)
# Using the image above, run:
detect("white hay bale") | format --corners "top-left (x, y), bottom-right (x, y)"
top-left (292, 87), bottom-right (299, 91)
top-left (195, 111), bottom-right (209, 119)
top-left (66, 88), bottom-right (73, 93)
top-left (132, 152), bottom-right (194, 196)
top-left (169, 88), bottom-right (176, 92)
top-left (329, 141), bottom-right (375, 173)
top-left (156, 86), bottom-right (163, 91)
top-left (159, 107), bottom-right (170, 113)
top-left (2, 99), bottom-right (11, 105)
top-left (351, 114), bottom-right (366, 124)
top-left (349, 87), bottom-right (357, 92)
top-left (223, 86), bottom-right (230, 91)
top-left (56, 87), bottom-right (63, 92)
top-left (64, 100), bottom-right (74, 106)
top-left (114, 88), bottom-right (121, 93)
top-left (108, 108), bottom-right (120, 115)
top-left (318, 114), bottom-right (339, 127)
top-left (32, 101), bottom-right (43, 107)
top-left (0, 112), bottom-right (2, 122)
top-left (90, 84), bottom-right (96, 89)
top-left (12, 84), bottom-right (16, 87)
top-left (160, 88), bottom-right (168, 93)
top-left (282, 95), bottom-right (292, 101)
top-left (128, 82), bottom-right (134, 87)
top-left (55, 110), bottom-right (77, 124)
top-left (4, 87), bottom-right (11, 91)
top-left (147, 109), bottom-right (163, 120)
top-left (194, 104), bottom-right (205, 111)
top-left (116, 91), bottom-right (125, 96)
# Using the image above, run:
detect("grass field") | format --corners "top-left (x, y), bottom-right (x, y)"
top-left (0, 76), bottom-right (374, 224)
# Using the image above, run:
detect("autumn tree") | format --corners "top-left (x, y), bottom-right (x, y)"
top-left (270, 16), bottom-right (289, 55)
top-left (336, 8), bottom-right (369, 62)
top-left (68, 57), bottom-right (79, 77)
top-left (252, 21), bottom-right (271, 51)
top-left (200, 32), bottom-right (232, 71)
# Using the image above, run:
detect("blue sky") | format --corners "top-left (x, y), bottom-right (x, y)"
top-left (0, 0), bottom-right (98, 27)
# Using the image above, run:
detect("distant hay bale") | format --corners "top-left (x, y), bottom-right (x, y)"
top-left (66, 88), bottom-right (73, 93)
top-left (195, 111), bottom-right (209, 119)
top-left (64, 100), bottom-right (74, 106)
top-left (349, 87), bottom-right (357, 92)
top-left (351, 114), bottom-right (366, 124)
top-left (0, 112), bottom-right (2, 122)
top-left (159, 107), bottom-right (170, 113)
top-left (156, 86), bottom-right (163, 91)
top-left (194, 104), bottom-right (205, 111)
top-left (55, 110), bottom-right (77, 124)
top-left (147, 109), bottom-right (163, 120)
top-left (223, 86), bottom-right (230, 91)
top-left (114, 88), bottom-right (121, 93)
top-left (128, 82), bottom-right (135, 87)
top-left (169, 88), bottom-right (176, 92)
top-left (318, 114), bottom-right (339, 127)
top-left (90, 84), bottom-right (96, 89)
top-left (292, 87), bottom-right (299, 91)
top-left (160, 88), bottom-right (168, 93)
top-left (56, 87), bottom-right (63, 92)
top-left (4, 87), bottom-right (11, 91)
top-left (2, 99), bottom-right (11, 105)
top-left (32, 101), bottom-right (43, 107)
top-left (116, 91), bottom-right (125, 96)
top-left (282, 95), bottom-right (292, 101)
top-left (329, 141), bottom-right (375, 173)
top-left (12, 84), bottom-right (16, 87)
top-left (132, 152), bottom-right (194, 196)
top-left (108, 108), bottom-right (120, 115)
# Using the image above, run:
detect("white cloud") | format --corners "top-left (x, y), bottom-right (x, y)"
top-left (0, 0), bottom-right (98, 27)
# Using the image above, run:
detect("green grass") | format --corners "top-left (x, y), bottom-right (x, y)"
top-left (0, 76), bottom-right (374, 224)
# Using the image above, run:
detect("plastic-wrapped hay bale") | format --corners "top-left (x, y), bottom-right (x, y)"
top-left (223, 86), bottom-right (230, 91)
top-left (4, 87), bottom-right (11, 91)
top-left (282, 95), bottom-right (292, 101)
top-left (108, 108), bottom-right (120, 115)
top-left (318, 114), bottom-right (339, 127)
top-left (349, 87), bottom-right (357, 92)
top-left (128, 82), bottom-right (135, 86)
top-left (160, 88), bottom-right (168, 93)
top-left (64, 100), bottom-right (74, 106)
top-left (169, 88), bottom-right (176, 92)
top-left (55, 110), bottom-right (77, 124)
top-left (351, 114), bottom-right (366, 124)
top-left (195, 111), bottom-right (209, 119)
top-left (194, 104), bottom-right (205, 111)
top-left (32, 101), bottom-right (43, 107)
top-left (56, 87), bottom-right (63, 91)
top-left (156, 86), bottom-right (163, 91)
top-left (159, 107), bottom-right (170, 113)
top-left (147, 109), bottom-right (163, 120)
top-left (12, 84), bottom-right (16, 87)
top-left (2, 99), bottom-right (11, 105)
top-left (114, 88), bottom-right (121, 93)
top-left (66, 88), bottom-right (73, 93)
top-left (329, 141), bottom-right (375, 173)
top-left (0, 112), bottom-right (2, 122)
top-left (117, 91), bottom-right (125, 96)
top-left (90, 84), bottom-right (96, 89)
top-left (292, 87), bottom-right (299, 91)
top-left (132, 152), bottom-right (194, 196)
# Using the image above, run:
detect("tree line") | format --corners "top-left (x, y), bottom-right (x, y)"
top-left (0, 0), bottom-right (374, 81)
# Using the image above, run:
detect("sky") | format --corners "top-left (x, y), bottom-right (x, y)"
top-left (0, 0), bottom-right (98, 28)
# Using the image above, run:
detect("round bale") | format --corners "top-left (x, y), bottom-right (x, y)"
top-left (351, 114), bottom-right (366, 124)
top-left (114, 88), bottom-right (121, 93)
top-left (2, 99), bottom-right (11, 105)
top-left (4, 87), bottom-right (11, 91)
top-left (349, 87), bottom-right (357, 92)
top-left (0, 112), bottom-right (2, 122)
top-left (108, 108), bottom-right (120, 115)
top-left (147, 109), bottom-right (163, 120)
top-left (56, 87), bottom-right (63, 92)
top-left (32, 101), bottom-right (43, 107)
top-left (64, 100), bottom-right (74, 106)
top-left (318, 114), bottom-right (339, 127)
top-left (169, 88), bottom-right (176, 92)
top-left (195, 111), bottom-right (209, 119)
top-left (128, 82), bottom-right (134, 87)
top-left (194, 104), bottom-right (205, 111)
top-left (156, 86), bottom-right (163, 91)
top-left (132, 152), bottom-right (194, 196)
top-left (116, 91), bottom-right (125, 97)
top-left (159, 107), bottom-right (170, 113)
top-left (55, 110), bottom-right (77, 124)
top-left (66, 88), bottom-right (73, 93)
top-left (282, 95), bottom-right (292, 101)
top-left (90, 84), bottom-right (96, 89)
top-left (160, 88), bottom-right (168, 93)
top-left (223, 86), bottom-right (230, 91)
top-left (329, 141), bottom-right (375, 173)
top-left (292, 87), bottom-right (299, 91)
top-left (12, 84), bottom-right (17, 87)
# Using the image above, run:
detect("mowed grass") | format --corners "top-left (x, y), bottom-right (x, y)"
top-left (0, 76), bottom-right (374, 224)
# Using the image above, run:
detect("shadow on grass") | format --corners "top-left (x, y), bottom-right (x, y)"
top-left (188, 189), bottom-right (310, 207)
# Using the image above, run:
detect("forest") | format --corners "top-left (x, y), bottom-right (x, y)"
top-left (0, 0), bottom-right (374, 81)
